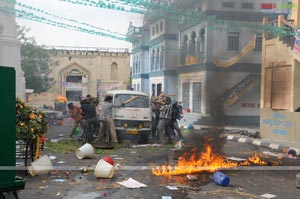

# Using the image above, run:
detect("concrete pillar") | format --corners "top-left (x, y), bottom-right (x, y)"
top-left (262, 17), bottom-right (269, 40)
top-left (261, 17), bottom-right (269, 108)
top-left (291, 0), bottom-right (300, 26)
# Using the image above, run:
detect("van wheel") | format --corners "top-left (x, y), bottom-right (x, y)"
top-left (139, 131), bottom-right (150, 144)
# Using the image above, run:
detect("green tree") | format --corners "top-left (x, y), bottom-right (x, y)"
top-left (18, 27), bottom-right (56, 93)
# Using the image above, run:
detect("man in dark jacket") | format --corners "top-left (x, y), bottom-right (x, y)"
top-left (169, 100), bottom-right (184, 141)
top-left (80, 97), bottom-right (97, 143)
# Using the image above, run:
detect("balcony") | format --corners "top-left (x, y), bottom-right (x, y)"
top-left (126, 26), bottom-right (142, 43)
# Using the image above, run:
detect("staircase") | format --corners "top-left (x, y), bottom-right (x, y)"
top-left (217, 74), bottom-right (260, 108)
top-left (279, 35), bottom-right (295, 50)
top-left (266, 17), bottom-right (296, 51)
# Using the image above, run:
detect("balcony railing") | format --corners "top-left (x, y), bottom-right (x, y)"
top-left (264, 16), bottom-right (296, 49)
top-left (126, 26), bottom-right (143, 43)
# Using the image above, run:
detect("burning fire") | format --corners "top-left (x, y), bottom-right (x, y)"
top-left (152, 145), bottom-right (269, 176)
top-left (239, 153), bottom-right (267, 166)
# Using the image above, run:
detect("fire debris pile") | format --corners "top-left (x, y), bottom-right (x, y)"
top-left (152, 131), bottom-right (281, 176)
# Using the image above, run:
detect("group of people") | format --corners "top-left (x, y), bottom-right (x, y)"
top-left (151, 92), bottom-right (184, 145)
top-left (67, 92), bottom-right (184, 146)
top-left (67, 95), bottom-right (118, 145)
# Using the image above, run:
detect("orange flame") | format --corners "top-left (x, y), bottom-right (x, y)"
top-left (152, 145), bottom-right (271, 176)
top-left (56, 95), bottom-right (67, 103)
top-left (152, 145), bottom-right (237, 176)
top-left (239, 153), bottom-right (267, 166)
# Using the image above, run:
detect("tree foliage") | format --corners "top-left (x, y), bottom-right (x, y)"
top-left (18, 26), bottom-right (56, 93)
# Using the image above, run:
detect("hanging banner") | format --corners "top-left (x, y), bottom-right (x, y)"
top-left (223, 80), bottom-right (256, 108)
top-left (293, 30), bottom-right (300, 53)
top-left (213, 34), bottom-right (256, 68)
top-left (185, 55), bottom-right (199, 65)
top-left (99, 81), bottom-right (125, 92)
top-left (60, 82), bottom-right (86, 89)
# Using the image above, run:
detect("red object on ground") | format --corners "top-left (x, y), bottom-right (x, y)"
top-left (102, 156), bottom-right (114, 166)
top-left (185, 108), bottom-right (191, 112)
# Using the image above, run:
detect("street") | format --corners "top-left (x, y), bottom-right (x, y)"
top-left (13, 120), bottom-right (300, 199)
top-left (1, 1), bottom-right (300, 198)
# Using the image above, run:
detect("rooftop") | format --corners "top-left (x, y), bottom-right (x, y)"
top-left (44, 46), bottom-right (129, 53)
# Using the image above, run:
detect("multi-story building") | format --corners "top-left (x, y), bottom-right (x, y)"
top-left (128, 6), bottom-right (179, 97)
top-left (128, 0), bottom-right (290, 128)
top-left (260, 0), bottom-right (300, 142)
top-left (30, 47), bottom-right (130, 106)
top-left (0, 1), bottom-right (26, 99)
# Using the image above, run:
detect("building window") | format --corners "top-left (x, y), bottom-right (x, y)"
top-left (138, 55), bottom-right (141, 74)
top-left (181, 35), bottom-right (188, 65)
top-left (156, 24), bottom-right (159, 34)
top-left (152, 26), bottom-right (155, 36)
top-left (242, 3), bottom-right (254, 9)
top-left (151, 84), bottom-right (156, 96)
top-left (228, 32), bottom-right (239, 51)
top-left (151, 83), bottom-right (162, 96)
top-left (111, 62), bottom-right (118, 80)
top-left (192, 82), bottom-right (201, 113)
top-left (200, 28), bottom-right (205, 53)
top-left (189, 31), bottom-right (197, 54)
top-left (264, 66), bottom-right (291, 110)
top-left (255, 33), bottom-right (262, 51)
top-left (160, 21), bottom-right (164, 32)
top-left (132, 57), bottom-right (136, 75)
top-left (134, 55), bottom-right (139, 74)
top-left (222, 2), bottom-right (234, 8)
top-left (156, 48), bottom-right (160, 71)
top-left (66, 69), bottom-right (83, 83)
top-left (182, 82), bottom-right (190, 110)
top-left (157, 83), bottom-right (162, 96)
top-left (66, 75), bottom-right (82, 83)
top-left (150, 49), bottom-right (155, 71)
top-left (159, 48), bottom-right (164, 69)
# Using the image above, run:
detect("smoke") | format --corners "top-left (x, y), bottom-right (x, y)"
top-left (184, 129), bottom-right (226, 156)
top-left (206, 71), bottom-right (226, 126)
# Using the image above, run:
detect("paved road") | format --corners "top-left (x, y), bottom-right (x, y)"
top-left (15, 120), bottom-right (300, 199)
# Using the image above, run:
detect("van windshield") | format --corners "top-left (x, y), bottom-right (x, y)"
top-left (114, 94), bottom-right (149, 108)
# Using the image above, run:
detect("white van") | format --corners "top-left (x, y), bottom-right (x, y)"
top-left (105, 90), bottom-right (152, 143)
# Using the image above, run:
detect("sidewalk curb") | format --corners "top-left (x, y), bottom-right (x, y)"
top-left (226, 135), bottom-right (300, 154)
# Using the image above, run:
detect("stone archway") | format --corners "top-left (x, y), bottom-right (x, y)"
top-left (59, 62), bottom-right (91, 101)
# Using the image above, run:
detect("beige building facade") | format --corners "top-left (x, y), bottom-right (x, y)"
top-left (260, 0), bottom-right (300, 142)
top-left (30, 47), bottom-right (130, 106)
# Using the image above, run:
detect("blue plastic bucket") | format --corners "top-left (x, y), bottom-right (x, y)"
top-left (212, 171), bottom-right (230, 187)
